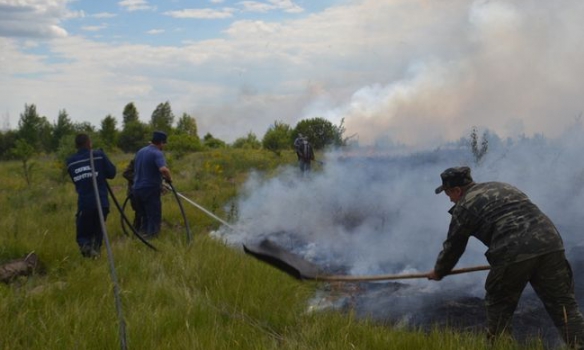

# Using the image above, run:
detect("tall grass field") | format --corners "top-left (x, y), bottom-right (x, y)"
top-left (0, 149), bottom-right (544, 350)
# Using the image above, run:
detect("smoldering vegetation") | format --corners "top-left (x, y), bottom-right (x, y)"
top-left (213, 123), bottom-right (584, 348)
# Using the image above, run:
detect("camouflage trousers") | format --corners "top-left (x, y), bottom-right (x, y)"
top-left (485, 251), bottom-right (584, 349)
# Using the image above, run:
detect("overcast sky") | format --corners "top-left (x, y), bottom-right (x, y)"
top-left (1, 0), bottom-right (583, 148)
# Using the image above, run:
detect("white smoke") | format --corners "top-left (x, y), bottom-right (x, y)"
top-left (208, 0), bottom-right (584, 302)
top-left (298, 0), bottom-right (584, 150)
top-left (213, 120), bottom-right (584, 297)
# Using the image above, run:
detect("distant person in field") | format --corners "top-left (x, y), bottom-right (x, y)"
top-left (122, 158), bottom-right (142, 231)
top-left (66, 134), bottom-right (116, 258)
top-left (293, 133), bottom-right (304, 152)
top-left (294, 134), bottom-right (315, 175)
top-left (132, 131), bottom-right (172, 239)
top-left (427, 166), bottom-right (584, 349)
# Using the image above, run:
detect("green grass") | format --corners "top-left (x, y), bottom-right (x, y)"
top-left (0, 150), bottom-right (544, 349)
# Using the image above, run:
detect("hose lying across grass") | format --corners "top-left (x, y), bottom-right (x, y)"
top-left (89, 148), bottom-right (127, 350)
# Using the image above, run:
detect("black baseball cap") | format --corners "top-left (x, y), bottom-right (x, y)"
top-left (435, 166), bottom-right (474, 194)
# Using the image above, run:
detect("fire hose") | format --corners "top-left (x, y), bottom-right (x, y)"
top-left (164, 180), bottom-right (192, 244)
top-left (105, 181), bottom-right (158, 251)
top-left (115, 180), bottom-right (191, 246)
top-left (162, 184), bottom-right (235, 231)
top-left (88, 148), bottom-right (127, 350)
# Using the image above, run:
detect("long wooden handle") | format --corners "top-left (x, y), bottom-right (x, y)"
top-left (313, 265), bottom-right (491, 282)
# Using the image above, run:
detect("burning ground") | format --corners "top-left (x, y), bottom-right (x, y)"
top-left (305, 251), bottom-right (584, 349)
top-left (212, 126), bottom-right (584, 348)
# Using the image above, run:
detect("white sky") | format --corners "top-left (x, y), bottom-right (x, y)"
top-left (1, 0), bottom-right (584, 148)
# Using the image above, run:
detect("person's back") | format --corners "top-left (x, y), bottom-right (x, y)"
top-left (301, 140), bottom-right (314, 161)
top-left (294, 133), bottom-right (304, 155)
top-left (67, 148), bottom-right (116, 209)
top-left (133, 144), bottom-right (165, 191)
top-left (66, 134), bottom-right (116, 257)
top-left (131, 131), bottom-right (170, 238)
top-left (453, 181), bottom-right (564, 266)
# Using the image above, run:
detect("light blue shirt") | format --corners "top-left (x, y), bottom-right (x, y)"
top-left (132, 144), bottom-right (166, 190)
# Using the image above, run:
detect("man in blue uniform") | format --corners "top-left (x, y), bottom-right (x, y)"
top-left (132, 131), bottom-right (172, 239)
top-left (66, 134), bottom-right (116, 258)
top-left (427, 166), bottom-right (584, 349)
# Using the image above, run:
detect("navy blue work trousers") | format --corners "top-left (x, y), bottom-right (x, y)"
top-left (76, 207), bottom-right (109, 251)
top-left (133, 187), bottom-right (162, 236)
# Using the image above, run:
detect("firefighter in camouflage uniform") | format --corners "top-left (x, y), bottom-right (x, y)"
top-left (427, 166), bottom-right (584, 349)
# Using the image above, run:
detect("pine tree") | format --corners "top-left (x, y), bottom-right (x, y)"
top-left (150, 101), bottom-right (174, 133)
top-left (51, 109), bottom-right (74, 152)
top-left (100, 114), bottom-right (118, 149)
top-left (122, 102), bottom-right (139, 128)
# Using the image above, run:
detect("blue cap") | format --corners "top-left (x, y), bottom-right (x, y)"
top-left (152, 131), bottom-right (167, 144)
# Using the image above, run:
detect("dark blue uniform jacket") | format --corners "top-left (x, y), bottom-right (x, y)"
top-left (66, 149), bottom-right (116, 210)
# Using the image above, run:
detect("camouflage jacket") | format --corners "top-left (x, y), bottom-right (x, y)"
top-left (434, 182), bottom-right (565, 277)
top-left (122, 158), bottom-right (135, 196)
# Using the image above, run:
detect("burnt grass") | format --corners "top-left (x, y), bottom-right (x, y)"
top-left (254, 231), bottom-right (584, 348)
top-left (325, 247), bottom-right (584, 349)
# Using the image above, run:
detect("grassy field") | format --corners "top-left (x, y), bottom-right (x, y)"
top-left (0, 149), bottom-right (544, 350)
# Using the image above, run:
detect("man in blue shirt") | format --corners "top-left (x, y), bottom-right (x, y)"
top-left (66, 134), bottom-right (116, 258)
top-left (132, 131), bottom-right (172, 238)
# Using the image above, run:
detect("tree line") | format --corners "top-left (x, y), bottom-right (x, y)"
top-left (0, 102), bottom-right (348, 161)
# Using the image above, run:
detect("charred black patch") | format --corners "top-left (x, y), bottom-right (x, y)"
top-left (246, 234), bottom-right (584, 349)
top-left (323, 254), bottom-right (584, 349)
